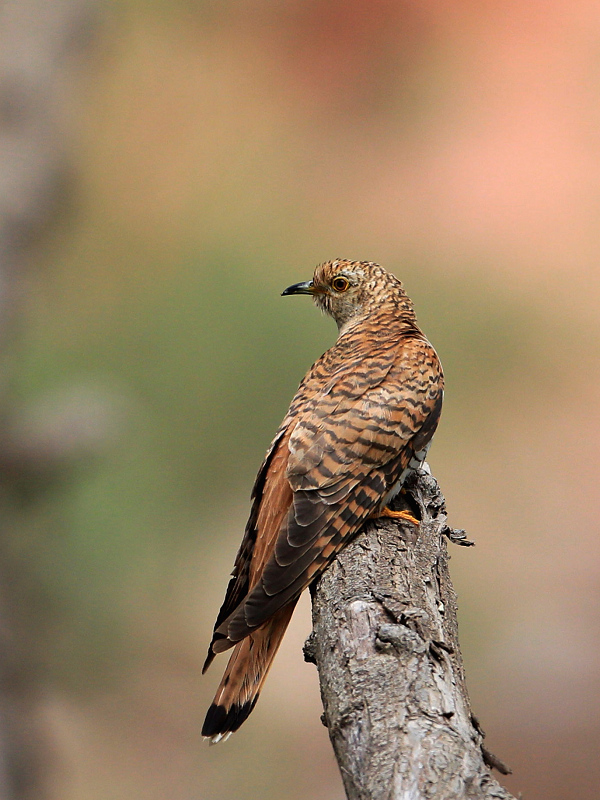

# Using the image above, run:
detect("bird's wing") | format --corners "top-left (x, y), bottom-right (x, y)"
top-left (204, 344), bottom-right (397, 663)
top-left (217, 335), bottom-right (443, 645)
top-left (203, 425), bottom-right (294, 671)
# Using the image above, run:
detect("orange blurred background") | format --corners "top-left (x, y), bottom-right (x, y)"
top-left (6, 1), bottom-right (600, 798)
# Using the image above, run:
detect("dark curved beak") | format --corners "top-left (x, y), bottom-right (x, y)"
top-left (281, 280), bottom-right (314, 297)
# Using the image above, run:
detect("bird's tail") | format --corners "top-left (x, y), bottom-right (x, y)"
top-left (202, 600), bottom-right (297, 743)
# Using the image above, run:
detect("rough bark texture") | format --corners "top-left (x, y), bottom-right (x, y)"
top-left (306, 469), bottom-right (516, 800)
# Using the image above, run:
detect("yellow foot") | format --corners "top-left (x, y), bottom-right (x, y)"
top-left (375, 507), bottom-right (420, 526)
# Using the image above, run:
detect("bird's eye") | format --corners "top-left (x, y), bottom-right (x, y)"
top-left (331, 277), bottom-right (350, 292)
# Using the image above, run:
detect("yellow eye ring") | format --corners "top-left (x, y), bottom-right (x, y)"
top-left (331, 276), bottom-right (350, 292)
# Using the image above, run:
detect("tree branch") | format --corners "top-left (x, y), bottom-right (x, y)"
top-left (307, 469), bottom-right (516, 800)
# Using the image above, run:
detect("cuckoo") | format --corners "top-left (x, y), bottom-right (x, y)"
top-left (202, 259), bottom-right (444, 743)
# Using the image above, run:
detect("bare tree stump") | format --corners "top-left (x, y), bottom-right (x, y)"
top-left (305, 469), bottom-right (516, 800)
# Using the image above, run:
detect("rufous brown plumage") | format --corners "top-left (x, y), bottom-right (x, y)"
top-left (202, 259), bottom-right (444, 743)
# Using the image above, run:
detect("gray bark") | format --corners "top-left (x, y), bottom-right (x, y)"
top-left (306, 469), bottom-right (516, 800)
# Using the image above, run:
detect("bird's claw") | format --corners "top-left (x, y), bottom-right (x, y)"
top-left (375, 506), bottom-right (420, 526)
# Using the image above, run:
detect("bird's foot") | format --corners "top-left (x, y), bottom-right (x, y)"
top-left (375, 507), bottom-right (419, 526)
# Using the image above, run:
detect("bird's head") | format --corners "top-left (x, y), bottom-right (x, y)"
top-left (282, 259), bottom-right (414, 333)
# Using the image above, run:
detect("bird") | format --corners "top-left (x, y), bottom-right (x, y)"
top-left (202, 259), bottom-right (444, 743)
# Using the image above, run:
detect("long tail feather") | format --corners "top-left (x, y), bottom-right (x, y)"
top-left (202, 600), bottom-right (297, 743)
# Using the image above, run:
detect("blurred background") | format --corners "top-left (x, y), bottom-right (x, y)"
top-left (1, 1), bottom-right (599, 798)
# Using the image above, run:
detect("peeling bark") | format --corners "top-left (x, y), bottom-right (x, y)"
top-left (307, 470), bottom-right (515, 800)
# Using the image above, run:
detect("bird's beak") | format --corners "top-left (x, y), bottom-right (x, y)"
top-left (281, 280), bottom-right (315, 297)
